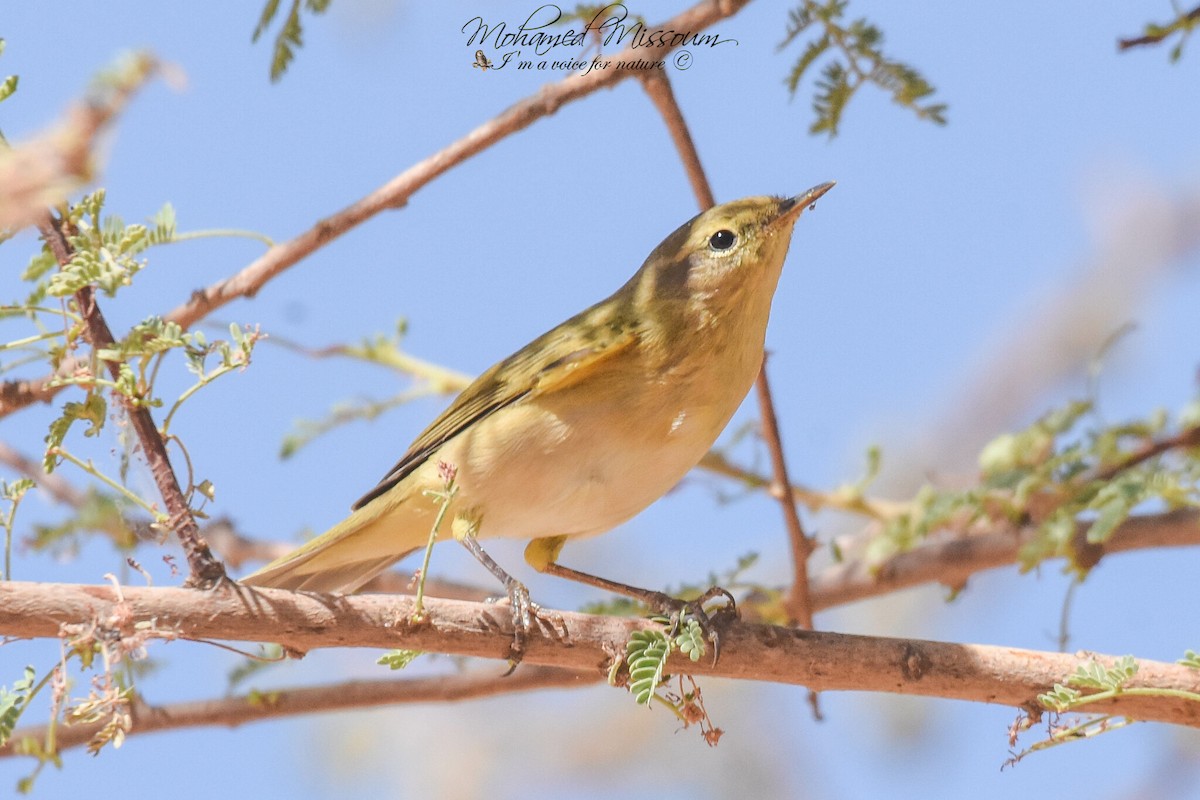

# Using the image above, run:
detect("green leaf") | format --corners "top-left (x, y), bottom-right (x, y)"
top-left (1067, 656), bottom-right (1137, 691)
top-left (674, 619), bottom-right (707, 663)
top-left (626, 629), bottom-right (671, 706)
top-left (1086, 497), bottom-right (1131, 544)
top-left (44, 394), bottom-right (108, 470)
top-left (1037, 682), bottom-right (1081, 713)
top-left (784, 34), bottom-right (830, 94)
top-left (0, 666), bottom-right (38, 747)
top-left (377, 649), bottom-right (423, 670)
top-left (148, 202), bottom-right (177, 245)
top-left (253, 0), bottom-right (283, 42)
top-left (0, 74), bottom-right (17, 104)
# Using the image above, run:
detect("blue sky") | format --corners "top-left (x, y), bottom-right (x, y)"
top-left (2, 2), bottom-right (1199, 798)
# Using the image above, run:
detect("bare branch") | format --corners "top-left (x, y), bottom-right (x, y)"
top-left (754, 358), bottom-right (816, 627)
top-left (638, 70), bottom-right (715, 209)
top-left (1, 581), bottom-right (1198, 728)
top-left (2, 665), bottom-right (594, 757)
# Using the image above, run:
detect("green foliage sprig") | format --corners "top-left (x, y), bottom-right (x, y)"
top-left (277, 322), bottom-right (471, 459)
top-left (862, 397), bottom-right (1200, 577)
top-left (377, 649), bottom-right (423, 670)
top-left (2, 478), bottom-right (35, 580)
top-left (0, 38), bottom-right (17, 151)
top-left (252, 0), bottom-right (333, 82)
top-left (0, 667), bottom-right (38, 749)
top-left (1119, 4), bottom-right (1200, 61)
top-left (4, 191), bottom-right (263, 575)
top-left (615, 619), bottom-right (722, 744)
top-left (778, 0), bottom-right (947, 137)
top-left (1008, 654), bottom-right (1200, 764)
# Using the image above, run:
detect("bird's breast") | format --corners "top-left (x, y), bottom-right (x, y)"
top-left (429, 344), bottom-right (759, 542)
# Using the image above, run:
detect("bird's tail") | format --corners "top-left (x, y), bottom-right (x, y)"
top-left (240, 490), bottom-right (435, 593)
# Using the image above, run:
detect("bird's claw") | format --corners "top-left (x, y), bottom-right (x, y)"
top-left (492, 578), bottom-right (555, 676)
top-left (648, 585), bottom-right (738, 665)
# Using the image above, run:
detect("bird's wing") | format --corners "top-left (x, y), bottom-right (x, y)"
top-left (351, 307), bottom-right (637, 510)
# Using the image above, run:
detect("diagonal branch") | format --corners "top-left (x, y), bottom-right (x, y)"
top-left (36, 216), bottom-right (225, 586)
top-left (2, 581), bottom-right (1199, 728)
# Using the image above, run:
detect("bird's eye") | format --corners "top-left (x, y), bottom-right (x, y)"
top-left (708, 229), bottom-right (736, 251)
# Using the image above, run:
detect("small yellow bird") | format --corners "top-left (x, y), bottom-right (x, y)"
top-left (243, 183), bottom-right (834, 658)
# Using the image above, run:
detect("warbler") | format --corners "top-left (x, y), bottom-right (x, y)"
top-left (243, 183), bottom-right (834, 658)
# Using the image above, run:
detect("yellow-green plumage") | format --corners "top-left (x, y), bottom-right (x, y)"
top-left (241, 187), bottom-right (833, 594)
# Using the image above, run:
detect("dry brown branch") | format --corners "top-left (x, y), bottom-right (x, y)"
top-left (36, 217), bottom-right (225, 586)
top-left (1, 581), bottom-right (1198, 729)
top-left (754, 360), bottom-right (816, 627)
top-left (161, 0), bottom-right (748, 332)
top-left (809, 509), bottom-right (1200, 611)
top-left (638, 71), bottom-right (716, 209)
top-left (0, 0), bottom-right (753, 420)
top-left (637, 70), bottom-right (816, 629)
top-left (1, 665), bottom-right (595, 757)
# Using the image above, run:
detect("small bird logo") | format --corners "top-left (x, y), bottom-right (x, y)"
top-left (472, 50), bottom-right (496, 71)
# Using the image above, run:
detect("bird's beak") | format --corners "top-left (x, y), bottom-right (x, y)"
top-left (776, 181), bottom-right (836, 223)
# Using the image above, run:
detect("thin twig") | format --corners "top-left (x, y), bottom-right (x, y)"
top-left (35, 215), bottom-right (225, 586)
top-left (1117, 5), bottom-right (1200, 50)
top-left (754, 358), bottom-right (815, 628)
top-left (697, 450), bottom-right (906, 518)
top-left (638, 71), bottom-right (715, 208)
top-left (1091, 424), bottom-right (1200, 483)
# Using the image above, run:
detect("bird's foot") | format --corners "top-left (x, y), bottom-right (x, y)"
top-left (646, 586), bottom-right (738, 665)
top-left (490, 578), bottom-right (564, 676)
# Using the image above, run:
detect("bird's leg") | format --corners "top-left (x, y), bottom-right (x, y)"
top-left (524, 536), bottom-right (738, 664)
top-left (458, 531), bottom-right (537, 675)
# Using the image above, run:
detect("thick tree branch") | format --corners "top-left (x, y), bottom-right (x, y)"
top-left (2, 581), bottom-right (1199, 728)
top-left (36, 217), bottom-right (225, 586)
top-left (1, 665), bottom-right (595, 757)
